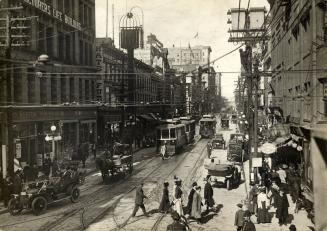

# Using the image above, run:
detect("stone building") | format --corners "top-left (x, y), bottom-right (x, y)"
top-left (0, 0), bottom-right (96, 177)
top-left (265, 0), bottom-right (327, 203)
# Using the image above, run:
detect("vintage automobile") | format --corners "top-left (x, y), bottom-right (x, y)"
top-left (227, 133), bottom-right (247, 162)
top-left (221, 118), bottom-right (229, 129)
top-left (211, 133), bottom-right (226, 149)
top-left (95, 142), bottom-right (133, 181)
top-left (204, 160), bottom-right (241, 190)
top-left (8, 168), bottom-right (82, 216)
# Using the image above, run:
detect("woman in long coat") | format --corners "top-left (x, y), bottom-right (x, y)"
top-left (173, 179), bottom-right (184, 216)
top-left (191, 186), bottom-right (202, 224)
top-left (257, 188), bottom-right (270, 223)
top-left (159, 181), bottom-right (170, 213)
top-left (276, 190), bottom-right (289, 225)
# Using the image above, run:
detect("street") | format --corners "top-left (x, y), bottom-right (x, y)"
top-left (1, 0), bottom-right (327, 230)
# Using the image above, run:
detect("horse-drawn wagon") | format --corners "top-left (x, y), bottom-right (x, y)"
top-left (95, 142), bottom-right (133, 181)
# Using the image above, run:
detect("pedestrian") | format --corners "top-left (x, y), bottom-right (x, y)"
top-left (185, 182), bottom-right (197, 216)
top-left (242, 210), bottom-right (256, 231)
top-left (289, 224), bottom-right (297, 231)
top-left (249, 184), bottom-right (259, 215)
top-left (204, 175), bottom-right (215, 212)
top-left (159, 181), bottom-right (170, 213)
top-left (43, 155), bottom-right (52, 176)
top-left (191, 186), bottom-right (203, 224)
top-left (234, 203), bottom-right (245, 231)
top-left (167, 210), bottom-right (188, 231)
top-left (160, 141), bottom-right (167, 160)
top-left (257, 187), bottom-right (270, 224)
top-left (173, 179), bottom-right (183, 216)
top-left (276, 189), bottom-right (289, 226)
top-left (277, 165), bottom-right (287, 191)
top-left (207, 142), bottom-right (212, 158)
top-left (132, 183), bottom-right (149, 217)
top-left (3, 175), bottom-right (13, 207)
top-left (13, 170), bottom-right (23, 194)
top-left (79, 144), bottom-right (86, 168)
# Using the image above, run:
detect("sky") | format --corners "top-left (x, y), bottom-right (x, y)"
top-left (95, 0), bottom-right (269, 102)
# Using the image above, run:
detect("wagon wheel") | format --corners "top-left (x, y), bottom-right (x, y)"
top-left (8, 198), bottom-right (23, 215)
top-left (70, 186), bottom-right (80, 203)
top-left (32, 196), bottom-right (47, 215)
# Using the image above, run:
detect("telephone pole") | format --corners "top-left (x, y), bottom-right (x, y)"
top-left (227, 7), bottom-right (268, 181)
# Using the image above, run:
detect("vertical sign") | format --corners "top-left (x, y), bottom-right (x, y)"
top-left (1, 145), bottom-right (7, 178)
top-left (16, 143), bottom-right (22, 159)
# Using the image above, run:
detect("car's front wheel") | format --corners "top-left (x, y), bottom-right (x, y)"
top-left (8, 198), bottom-right (23, 215)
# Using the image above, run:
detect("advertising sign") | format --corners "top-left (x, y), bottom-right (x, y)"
top-left (23, 0), bottom-right (82, 30)
top-left (16, 143), bottom-right (22, 159)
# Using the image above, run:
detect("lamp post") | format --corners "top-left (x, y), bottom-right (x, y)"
top-left (45, 125), bottom-right (61, 160)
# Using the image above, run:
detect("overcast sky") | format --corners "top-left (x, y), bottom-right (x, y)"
top-left (95, 0), bottom-right (269, 101)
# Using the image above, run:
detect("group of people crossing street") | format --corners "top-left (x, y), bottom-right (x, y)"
top-left (131, 174), bottom-right (217, 230)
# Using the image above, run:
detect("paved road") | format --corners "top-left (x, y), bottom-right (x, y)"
top-left (0, 147), bottom-right (157, 231)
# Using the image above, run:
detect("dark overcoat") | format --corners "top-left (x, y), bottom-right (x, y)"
top-left (204, 182), bottom-right (214, 207)
top-left (276, 194), bottom-right (289, 220)
top-left (159, 187), bottom-right (170, 212)
top-left (234, 209), bottom-right (245, 227)
top-left (135, 186), bottom-right (146, 205)
top-left (186, 188), bottom-right (195, 214)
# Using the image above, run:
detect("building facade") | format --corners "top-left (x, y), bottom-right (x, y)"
top-left (0, 0), bottom-right (96, 177)
top-left (265, 0), bottom-right (327, 201)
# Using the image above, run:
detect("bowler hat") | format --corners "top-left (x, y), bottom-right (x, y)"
top-left (237, 203), bottom-right (243, 208)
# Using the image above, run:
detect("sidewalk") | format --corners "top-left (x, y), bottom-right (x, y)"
top-left (0, 146), bottom-right (157, 216)
top-left (243, 160), bottom-right (314, 231)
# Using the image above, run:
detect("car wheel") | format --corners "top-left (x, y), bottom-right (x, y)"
top-left (32, 196), bottom-right (47, 215)
top-left (8, 198), bottom-right (23, 215)
top-left (70, 186), bottom-right (80, 203)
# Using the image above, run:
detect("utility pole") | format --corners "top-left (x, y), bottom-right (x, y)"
top-left (227, 7), bottom-right (268, 182)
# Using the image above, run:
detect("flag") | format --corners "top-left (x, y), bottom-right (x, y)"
top-left (194, 32), bottom-right (198, 38)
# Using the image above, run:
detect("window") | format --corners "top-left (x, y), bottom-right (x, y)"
top-left (170, 128), bottom-right (176, 138)
top-left (162, 129), bottom-right (169, 139)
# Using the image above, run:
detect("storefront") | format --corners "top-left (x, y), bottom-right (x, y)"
top-left (0, 105), bottom-right (97, 176)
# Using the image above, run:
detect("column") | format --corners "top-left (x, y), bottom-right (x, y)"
top-left (56, 75), bottom-right (61, 103)
top-left (21, 69), bottom-right (28, 104)
top-left (46, 74), bottom-right (51, 104)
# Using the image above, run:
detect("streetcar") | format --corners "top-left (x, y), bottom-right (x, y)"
top-left (156, 123), bottom-right (187, 155)
top-left (180, 117), bottom-right (196, 144)
top-left (199, 114), bottom-right (216, 138)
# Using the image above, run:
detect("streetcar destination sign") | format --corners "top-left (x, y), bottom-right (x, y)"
top-left (23, 0), bottom-right (82, 30)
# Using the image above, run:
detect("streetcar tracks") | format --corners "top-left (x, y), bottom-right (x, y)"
top-left (109, 137), bottom-right (207, 231)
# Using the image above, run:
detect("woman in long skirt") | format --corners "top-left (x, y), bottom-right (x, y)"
top-left (159, 181), bottom-right (170, 213)
top-left (257, 188), bottom-right (270, 223)
top-left (276, 190), bottom-right (289, 225)
top-left (173, 179), bottom-right (184, 216)
top-left (191, 186), bottom-right (203, 224)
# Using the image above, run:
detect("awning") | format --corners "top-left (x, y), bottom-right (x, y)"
top-left (137, 114), bottom-right (157, 122)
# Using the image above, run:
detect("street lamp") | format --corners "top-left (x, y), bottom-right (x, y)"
top-left (45, 125), bottom-right (61, 160)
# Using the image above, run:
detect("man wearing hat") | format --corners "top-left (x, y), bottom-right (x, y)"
top-left (289, 224), bottom-right (297, 231)
top-left (132, 183), bottom-right (149, 217)
top-left (234, 203), bottom-right (245, 231)
top-left (204, 175), bottom-right (215, 212)
top-left (242, 210), bottom-right (256, 231)
top-left (167, 211), bottom-right (187, 231)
